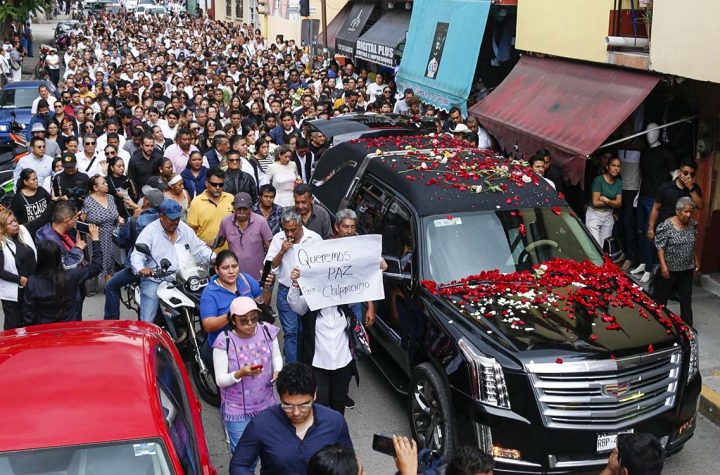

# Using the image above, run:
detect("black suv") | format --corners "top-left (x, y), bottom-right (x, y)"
top-left (311, 135), bottom-right (700, 473)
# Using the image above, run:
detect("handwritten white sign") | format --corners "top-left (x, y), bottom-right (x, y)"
top-left (295, 234), bottom-right (384, 311)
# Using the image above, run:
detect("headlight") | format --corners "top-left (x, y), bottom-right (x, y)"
top-left (187, 277), bottom-right (201, 292)
top-left (687, 328), bottom-right (699, 383)
top-left (458, 339), bottom-right (511, 409)
top-left (0, 125), bottom-right (7, 132)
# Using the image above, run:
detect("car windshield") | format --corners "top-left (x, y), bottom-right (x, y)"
top-left (0, 440), bottom-right (174, 474)
top-left (423, 208), bottom-right (603, 283)
top-left (0, 89), bottom-right (36, 109)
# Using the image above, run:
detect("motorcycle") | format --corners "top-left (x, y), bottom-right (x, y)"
top-left (34, 45), bottom-right (52, 81)
top-left (125, 243), bottom-right (221, 406)
top-left (0, 112), bottom-right (28, 206)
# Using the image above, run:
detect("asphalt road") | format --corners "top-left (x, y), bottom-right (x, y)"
top-left (2, 292), bottom-right (718, 474)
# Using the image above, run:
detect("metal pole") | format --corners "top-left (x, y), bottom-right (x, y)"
top-left (596, 115), bottom-right (698, 150)
top-left (321, 0), bottom-right (328, 56)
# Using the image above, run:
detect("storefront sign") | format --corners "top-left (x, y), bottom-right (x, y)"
top-left (355, 40), bottom-right (395, 67)
top-left (295, 235), bottom-right (384, 311)
top-left (335, 0), bottom-right (375, 57)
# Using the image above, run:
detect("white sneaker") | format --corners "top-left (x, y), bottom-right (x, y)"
top-left (640, 271), bottom-right (652, 283)
top-left (630, 263), bottom-right (646, 275)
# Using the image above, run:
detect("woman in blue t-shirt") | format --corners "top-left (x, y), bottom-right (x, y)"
top-left (199, 250), bottom-right (272, 365)
top-left (586, 155), bottom-right (622, 247)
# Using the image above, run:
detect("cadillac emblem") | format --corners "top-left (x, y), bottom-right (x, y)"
top-left (602, 382), bottom-right (631, 397)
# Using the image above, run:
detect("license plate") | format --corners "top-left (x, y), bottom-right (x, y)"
top-left (596, 429), bottom-right (633, 453)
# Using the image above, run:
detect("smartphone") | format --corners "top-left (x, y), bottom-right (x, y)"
top-left (76, 221), bottom-right (90, 234)
top-left (250, 364), bottom-right (263, 371)
top-left (260, 260), bottom-right (272, 288)
top-left (372, 434), bottom-right (395, 457)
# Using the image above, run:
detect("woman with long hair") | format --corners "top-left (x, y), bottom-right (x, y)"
top-left (106, 154), bottom-right (139, 219)
top-left (586, 155), bottom-right (622, 246)
top-left (181, 150), bottom-right (209, 199)
top-left (22, 224), bottom-right (102, 326)
top-left (0, 210), bottom-right (37, 329)
top-left (198, 119), bottom-right (220, 155)
top-left (11, 169), bottom-right (55, 237)
top-left (265, 144), bottom-right (300, 208)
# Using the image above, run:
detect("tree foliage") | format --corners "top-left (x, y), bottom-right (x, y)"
top-left (0, 0), bottom-right (54, 23)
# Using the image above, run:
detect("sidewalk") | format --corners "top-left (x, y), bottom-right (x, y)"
top-left (696, 275), bottom-right (720, 425)
top-left (21, 14), bottom-right (67, 80)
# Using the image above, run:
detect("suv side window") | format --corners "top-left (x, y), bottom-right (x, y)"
top-left (155, 347), bottom-right (199, 475)
top-left (381, 200), bottom-right (415, 274)
top-left (351, 179), bottom-right (390, 235)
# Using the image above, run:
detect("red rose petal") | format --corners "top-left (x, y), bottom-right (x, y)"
top-left (552, 206), bottom-right (562, 215)
top-left (648, 344), bottom-right (654, 353)
top-left (446, 214), bottom-right (453, 220)
top-left (555, 357), bottom-right (563, 364)
top-left (590, 334), bottom-right (598, 341)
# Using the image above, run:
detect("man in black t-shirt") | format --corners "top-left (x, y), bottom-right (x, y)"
top-left (52, 154), bottom-right (90, 209)
top-left (648, 159), bottom-right (703, 241)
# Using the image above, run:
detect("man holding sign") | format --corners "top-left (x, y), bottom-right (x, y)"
top-left (265, 210), bottom-right (322, 364)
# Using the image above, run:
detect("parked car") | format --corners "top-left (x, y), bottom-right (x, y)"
top-left (0, 80), bottom-right (59, 148)
top-left (0, 321), bottom-right (217, 475)
top-left (306, 113), bottom-right (436, 147)
top-left (311, 133), bottom-right (700, 473)
top-left (134, 4), bottom-right (166, 17)
top-left (125, 0), bottom-right (140, 11)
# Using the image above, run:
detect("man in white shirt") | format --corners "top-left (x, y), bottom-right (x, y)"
top-left (31, 84), bottom-right (57, 115)
top-left (75, 134), bottom-right (105, 177)
top-left (265, 209), bottom-right (322, 364)
top-left (14, 137), bottom-right (54, 191)
top-left (393, 88), bottom-right (414, 115)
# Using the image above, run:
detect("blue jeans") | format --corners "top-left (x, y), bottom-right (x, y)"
top-left (104, 267), bottom-right (137, 320)
top-left (225, 414), bottom-right (254, 454)
top-left (276, 285), bottom-right (300, 364)
top-left (139, 279), bottom-right (161, 323)
top-left (636, 195), bottom-right (656, 268)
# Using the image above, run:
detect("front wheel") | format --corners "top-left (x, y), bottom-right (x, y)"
top-left (409, 362), bottom-right (455, 460)
top-left (190, 329), bottom-right (220, 407)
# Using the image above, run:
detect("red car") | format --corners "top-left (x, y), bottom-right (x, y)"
top-left (0, 321), bottom-right (217, 475)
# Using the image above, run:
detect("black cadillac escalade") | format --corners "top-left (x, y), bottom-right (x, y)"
top-left (311, 134), bottom-right (700, 474)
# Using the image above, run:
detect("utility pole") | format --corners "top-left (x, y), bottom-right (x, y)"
top-left (321, 0), bottom-right (328, 57)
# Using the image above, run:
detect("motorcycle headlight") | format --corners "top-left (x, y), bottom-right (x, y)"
top-left (187, 277), bottom-right (201, 292)
top-left (0, 125), bottom-right (7, 132)
top-left (687, 328), bottom-right (699, 383)
top-left (458, 339), bottom-right (511, 409)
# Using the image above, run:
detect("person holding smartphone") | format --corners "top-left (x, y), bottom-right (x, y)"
top-left (212, 296), bottom-right (282, 453)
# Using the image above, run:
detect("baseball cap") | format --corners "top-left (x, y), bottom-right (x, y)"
top-left (229, 296), bottom-right (258, 316)
top-left (143, 176), bottom-right (168, 191)
top-left (159, 199), bottom-right (183, 220)
top-left (62, 153), bottom-right (77, 168)
top-left (232, 192), bottom-right (252, 209)
top-left (31, 123), bottom-right (46, 133)
top-left (144, 188), bottom-right (164, 208)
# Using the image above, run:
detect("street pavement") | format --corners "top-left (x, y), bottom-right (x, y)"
top-left (3, 13), bottom-right (720, 475)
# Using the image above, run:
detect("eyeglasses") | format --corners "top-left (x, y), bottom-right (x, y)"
top-left (227, 158), bottom-right (240, 163)
top-left (85, 141), bottom-right (96, 145)
top-left (106, 151), bottom-right (116, 155)
top-left (208, 181), bottom-right (225, 188)
top-left (234, 316), bottom-right (258, 326)
top-left (280, 401), bottom-right (313, 412)
top-left (682, 170), bottom-right (696, 178)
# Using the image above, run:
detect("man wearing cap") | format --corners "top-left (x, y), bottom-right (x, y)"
top-left (14, 137), bottom-right (54, 192)
top-left (187, 168), bottom-right (235, 248)
top-left (131, 199), bottom-right (214, 323)
top-left (46, 47), bottom-right (62, 86)
top-left (218, 192), bottom-right (273, 281)
top-left (28, 122), bottom-right (61, 159)
top-left (50, 153), bottom-right (90, 205)
top-left (103, 188), bottom-right (164, 320)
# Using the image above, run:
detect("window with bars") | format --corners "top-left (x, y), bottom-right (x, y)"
top-left (226, 0), bottom-right (232, 17)
top-left (236, 0), bottom-right (243, 18)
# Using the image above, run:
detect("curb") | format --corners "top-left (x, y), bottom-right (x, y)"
top-left (699, 384), bottom-right (720, 427)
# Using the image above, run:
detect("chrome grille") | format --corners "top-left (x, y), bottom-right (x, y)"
top-left (527, 348), bottom-right (682, 430)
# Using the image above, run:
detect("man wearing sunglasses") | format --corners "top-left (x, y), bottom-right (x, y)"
top-left (230, 362), bottom-right (352, 475)
top-left (187, 168), bottom-right (235, 249)
top-left (647, 159), bottom-right (703, 241)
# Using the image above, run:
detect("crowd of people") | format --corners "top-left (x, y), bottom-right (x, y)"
top-left (0, 3), bottom-right (688, 474)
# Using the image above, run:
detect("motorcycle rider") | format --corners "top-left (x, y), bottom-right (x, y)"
top-left (130, 199), bottom-right (214, 323)
top-left (103, 188), bottom-right (164, 320)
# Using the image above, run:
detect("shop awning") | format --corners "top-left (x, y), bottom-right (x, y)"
top-left (470, 56), bottom-right (660, 185)
top-left (318, 2), bottom-right (351, 50)
top-left (355, 11), bottom-right (410, 68)
top-left (335, 0), bottom-right (376, 58)
top-left (395, 0), bottom-right (492, 115)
